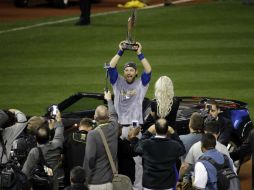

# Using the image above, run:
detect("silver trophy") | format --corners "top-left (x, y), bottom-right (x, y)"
top-left (121, 9), bottom-right (139, 51)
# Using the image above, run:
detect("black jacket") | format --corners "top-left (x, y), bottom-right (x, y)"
top-left (118, 138), bottom-right (138, 184)
top-left (63, 130), bottom-right (88, 186)
top-left (143, 97), bottom-right (180, 131)
top-left (131, 131), bottom-right (185, 189)
top-left (205, 114), bottom-right (232, 146)
top-left (230, 129), bottom-right (254, 189)
top-left (217, 115), bottom-right (232, 146)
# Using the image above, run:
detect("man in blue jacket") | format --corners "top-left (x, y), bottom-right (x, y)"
top-left (193, 133), bottom-right (237, 190)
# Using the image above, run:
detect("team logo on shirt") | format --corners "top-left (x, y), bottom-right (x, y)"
top-left (121, 89), bottom-right (137, 100)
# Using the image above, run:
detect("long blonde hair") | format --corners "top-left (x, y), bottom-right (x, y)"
top-left (154, 76), bottom-right (174, 118)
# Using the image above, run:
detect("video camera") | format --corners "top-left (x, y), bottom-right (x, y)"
top-left (0, 162), bottom-right (18, 189)
top-left (0, 159), bottom-right (29, 190)
top-left (200, 104), bottom-right (212, 119)
top-left (206, 104), bottom-right (212, 114)
top-left (0, 110), bottom-right (17, 130)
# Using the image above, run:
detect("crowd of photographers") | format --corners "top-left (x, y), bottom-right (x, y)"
top-left (0, 41), bottom-right (253, 190)
top-left (1, 94), bottom-right (252, 190)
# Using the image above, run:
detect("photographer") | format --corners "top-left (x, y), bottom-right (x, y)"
top-left (0, 109), bottom-right (27, 164)
top-left (0, 109), bottom-right (29, 190)
top-left (204, 100), bottom-right (232, 146)
top-left (22, 108), bottom-right (64, 190)
top-left (63, 118), bottom-right (93, 187)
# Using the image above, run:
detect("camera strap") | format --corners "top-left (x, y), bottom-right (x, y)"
top-left (37, 147), bottom-right (47, 166)
top-left (37, 147), bottom-right (61, 174)
top-left (0, 138), bottom-right (7, 162)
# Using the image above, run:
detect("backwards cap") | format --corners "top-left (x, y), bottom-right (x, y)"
top-left (124, 62), bottom-right (137, 70)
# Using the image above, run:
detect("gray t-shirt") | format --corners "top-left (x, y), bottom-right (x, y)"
top-left (179, 133), bottom-right (203, 163)
top-left (185, 141), bottom-right (230, 165)
top-left (113, 76), bottom-right (149, 125)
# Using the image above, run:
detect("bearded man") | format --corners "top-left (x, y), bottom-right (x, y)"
top-left (108, 42), bottom-right (152, 126)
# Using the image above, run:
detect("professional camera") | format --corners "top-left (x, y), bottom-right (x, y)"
top-left (0, 160), bottom-right (29, 190)
top-left (181, 174), bottom-right (192, 190)
top-left (200, 103), bottom-right (212, 119)
top-left (0, 163), bottom-right (16, 189)
top-left (10, 136), bottom-right (36, 167)
top-left (0, 110), bottom-right (17, 130)
top-left (206, 104), bottom-right (212, 114)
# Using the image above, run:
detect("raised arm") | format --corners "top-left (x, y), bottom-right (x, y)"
top-left (5, 109), bottom-right (27, 140)
top-left (136, 42), bottom-right (151, 74)
top-left (108, 42), bottom-right (125, 84)
top-left (109, 42), bottom-right (125, 69)
top-left (104, 91), bottom-right (118, 123)
top-left (49, 110), bottom-right (64, 147)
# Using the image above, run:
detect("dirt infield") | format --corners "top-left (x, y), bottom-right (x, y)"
top-left (0, 0), bottom-right (158, 21)
top-left (0, 0), bottom-right (207, 21)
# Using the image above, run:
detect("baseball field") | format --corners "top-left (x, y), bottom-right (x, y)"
top-left (0, 0), bottom-right (254, 119)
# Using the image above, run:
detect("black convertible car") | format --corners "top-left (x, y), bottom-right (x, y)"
top-left (46, 92), bottom-right (253, 169)
top-left (45, 92), bottom-right (253, 146)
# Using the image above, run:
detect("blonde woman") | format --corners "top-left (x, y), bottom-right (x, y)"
top-left (144, 76), bottom-right (179, 130)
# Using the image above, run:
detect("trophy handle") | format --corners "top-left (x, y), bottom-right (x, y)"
top-left (120, 41), bottom-right (139, 51)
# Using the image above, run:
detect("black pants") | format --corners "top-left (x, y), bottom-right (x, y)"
top-left (79, 0), bottom-right (91, 24)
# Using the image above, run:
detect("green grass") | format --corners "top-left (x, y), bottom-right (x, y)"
top-left (0, 1), bottom-right (254, 120)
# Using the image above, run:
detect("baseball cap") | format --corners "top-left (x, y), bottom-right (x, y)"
top-left (124, 62), bottom-right (137, 70)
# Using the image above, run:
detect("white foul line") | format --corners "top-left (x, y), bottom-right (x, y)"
top-left (0, 10), bottom-right (127, 35)
top-left (0, 0), bottom-right (194, 35)
top-left (0, 17), bottom-right (77, 35)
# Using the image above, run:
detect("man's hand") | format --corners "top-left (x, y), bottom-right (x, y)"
top-left (179, 162), bottom-right (190, 180)
top-left (48, 119), bottom-right (55, 130)
top-left (128, 126), bottom-right (141, 140)
top-left (48, 110), bottom-right (61, 129)
top-left (104, 90), bottom-right (112, 101)
top-left (136, 42), bottom-right (142, 55)
top-left (148, 124), bottom-right (156, 135)
top-left (168, 126), bottom-right (175, 135)
top-left (119, 41), bottom-right (125, 51)
top-left (55, 110), bottom-right (61, 122)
